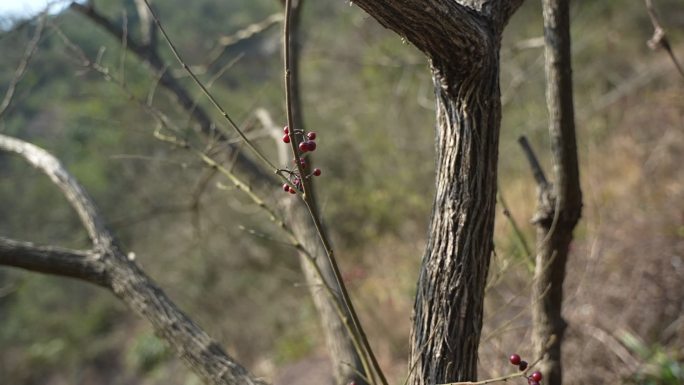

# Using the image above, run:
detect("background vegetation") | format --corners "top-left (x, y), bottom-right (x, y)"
top-left (0, 0), bottom-right (682, 384)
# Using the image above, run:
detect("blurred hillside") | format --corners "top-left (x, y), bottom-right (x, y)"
top-left (0, 1), bottom-right (682, 384)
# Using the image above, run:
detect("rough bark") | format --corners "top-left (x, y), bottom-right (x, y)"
top-left (351, 1), bottom-right (525, 383)
top-left (529, 1), bottom-right (582, 385)
top-left (0, 133), bottom-right (265, 385)
top-left (407, 58), bottom-right (501, 385)
top-left (7, 2), bottom-right (534, 384)
top-left (0, 237), bottom-right (106, 286)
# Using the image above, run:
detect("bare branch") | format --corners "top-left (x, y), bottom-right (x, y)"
top-left (68, 1), bottom-right (272, 181)
top-left (0, 132), bottom-right (264, 385)
top-left (352, 0), bottom-right (494, 81)
top-left (134, 0), bottom-right (157, 48)
top-left (0, 133), bottom-right (114, 248)
top-left (500, 0), bottom-right (527, 26)
top-left (198, 12), bottom-right (282, 71)
top-left (0, 13), bottom-right (46, 119)
top-left (283, 1), bottom-right (385, 384)
top-left (0, 237), bottom-right (106, 286)
top-left (644, 0), bottom-right (684, 78)
top-left (529, 1), bottom-right (583, 385)
top-left (517, 136), bottom-right (549, 190)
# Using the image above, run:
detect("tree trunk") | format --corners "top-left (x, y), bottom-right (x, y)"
top-left (530, 1), bottom-right (582, 384)
top-left (408, 61), bottom-right (501, 385)
top-left (352, 1), bottom-right (525, 383)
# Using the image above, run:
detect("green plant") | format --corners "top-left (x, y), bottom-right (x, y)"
top-left (621, 331), bottom-right (683, 385)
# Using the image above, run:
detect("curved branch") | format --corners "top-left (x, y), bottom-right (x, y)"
top-left (0, 13), bottom-right (45, 119)
top-left (500, 0), bottom-right (527, 27)
top-left (0, 133), bottom-right (264, 385)
top-left (0, 133), bottom-right (113, 248)
top-left (0, 237), bottom-right (106, 286)
top-left (352, 0), bottom-right (492, 78)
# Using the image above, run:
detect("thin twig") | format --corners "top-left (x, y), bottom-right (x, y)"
top-left (517, 136), bottom-right (549, 189)
top-left (0, 13), bottom-right (46, 119)
top-left (119, 9), bottom-right (128, 86)
top-left (56, 24), bottom-right (373, 376)
top-left (644, 0), bottom-right (684, 79)
top-left (439, 336), bottom-right (556, 385)
top-left (497, 190), bottom-right (534, 270)
top-left (142, 0), bottom-right (279, 173)
top-left (283, 1), bottom-right (385, 385)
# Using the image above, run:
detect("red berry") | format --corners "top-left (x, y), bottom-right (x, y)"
top-left (299, 142), bottom-right (308, 152)
top-left (288, 186), bottom-right (296, 194)
top-left (307, 141), bottom-right (316, 151)
top-left (307, 131), bottom-right (316, 140)
top-left (530, 371), bottom-right (542, 382)
top-left (282, 183), bottom-right (289, 192)
top-left (282, 134), bottom-right (290, 143)
top-left (283, 126), bottom-right (289, 134)
top-left (518, 361), bottom-right (528, 371)
top-left (509, 354), bottom-right (521, 365)
top-left (313, 168), bottom-right (321, 176)
top-left (300, 158), bottom-right (307, 168)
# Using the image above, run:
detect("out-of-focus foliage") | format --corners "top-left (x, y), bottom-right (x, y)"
top-left (0, 0), bottom-right (682, 384)
top-left (622, 331), bottom-right (683, 385)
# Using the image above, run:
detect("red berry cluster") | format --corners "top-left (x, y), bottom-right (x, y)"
top-left (282, 126), bottom-right (318, 154)
top-left (280, 126), bottom-right (321, 194)
top-left (509, 354), bottom-right (542, 385)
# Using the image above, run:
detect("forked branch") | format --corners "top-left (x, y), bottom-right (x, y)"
top-left (0, 133), bottom-right (264, 385)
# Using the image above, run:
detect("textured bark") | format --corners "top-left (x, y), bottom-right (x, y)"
top-left (530, 1), bottom-right (582, 385)
top-left (0, 238), bottom-right (106, 286)
top-left (0, 133), bottom-right (264, 385)
top-left (9, 2), bottom-right (534, 384)
top-left (407, 58), bottom-right (501, 385)
top-left (351, 1), bottom-right (525, 384)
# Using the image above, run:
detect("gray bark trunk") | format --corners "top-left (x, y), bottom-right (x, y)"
top-left (352, 1), bottom-right (526, 383)
top-left (530, 1), bottom-right (582, 384)
top-left (408, 62), bottom-right (501, 385)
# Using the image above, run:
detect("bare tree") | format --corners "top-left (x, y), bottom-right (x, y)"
top-left (0, 1), bottom-right (554, 385)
